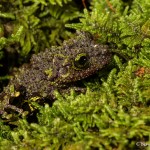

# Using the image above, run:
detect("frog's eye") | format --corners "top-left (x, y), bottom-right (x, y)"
top-left (73, 53), bottom-right (89, 70)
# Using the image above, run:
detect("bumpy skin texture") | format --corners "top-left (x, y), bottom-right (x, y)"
top-left (0, 32), bottom-right (112, 115)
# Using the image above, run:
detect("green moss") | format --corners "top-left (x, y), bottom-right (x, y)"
top-left (0, 0), bottom-right (150, 149)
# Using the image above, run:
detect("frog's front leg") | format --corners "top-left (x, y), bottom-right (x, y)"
top-left (0, 84), bottom-right (27, 119)
top-left (57, 83), bottom-right (87, 97)
top-left (0, 92), bottom-right (23, 111)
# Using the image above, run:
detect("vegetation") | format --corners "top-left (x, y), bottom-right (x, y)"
top-left (0, 0), bottom-right (150, 149)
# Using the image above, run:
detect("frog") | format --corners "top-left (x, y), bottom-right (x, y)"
top-left (0, 31), bottom-right (112, 119)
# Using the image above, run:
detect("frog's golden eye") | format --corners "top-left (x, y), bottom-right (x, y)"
top-left (73, 53), bottom-right (89, 70)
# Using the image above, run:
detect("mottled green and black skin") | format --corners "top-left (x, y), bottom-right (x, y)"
top-left (0, 32), bottom-right (112, 117)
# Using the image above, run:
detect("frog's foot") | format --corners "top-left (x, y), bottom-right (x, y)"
top-left (4, 104), bottom-right (23, 114)
top-left (0, 104), bottom-right (24, 122)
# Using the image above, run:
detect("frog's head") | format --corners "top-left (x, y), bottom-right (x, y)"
top-left (49, 32), bottom-right (112, 85)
